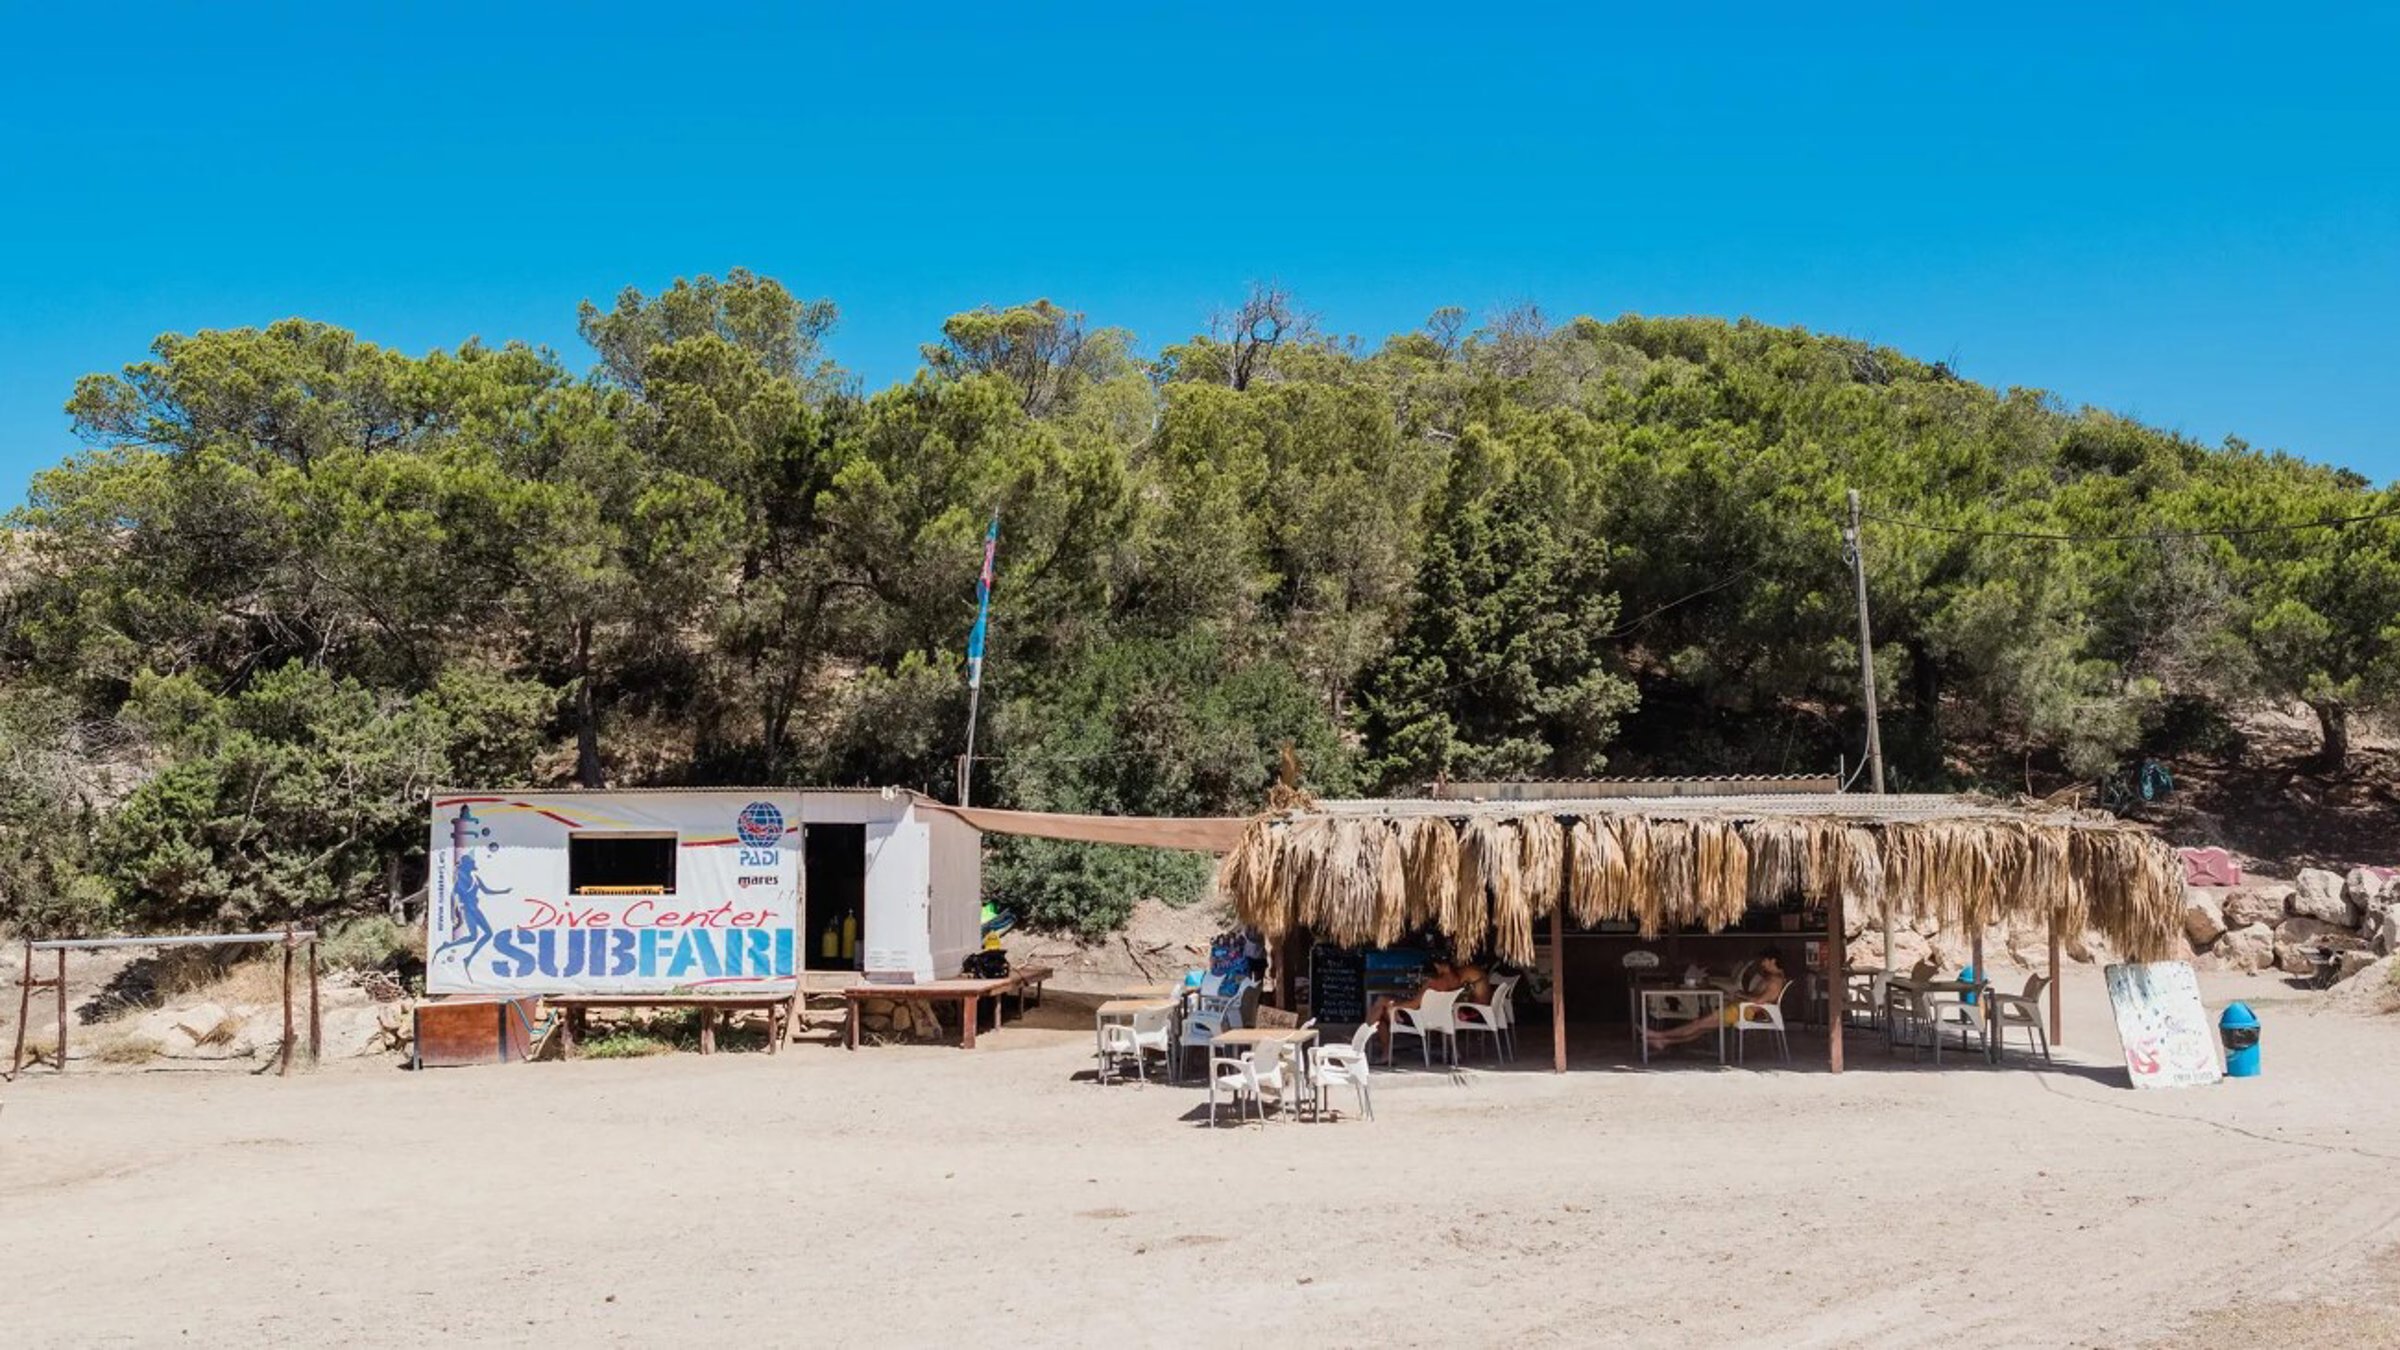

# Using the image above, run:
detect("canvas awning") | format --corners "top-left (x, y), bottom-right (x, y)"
top-left (918, 802), bottom-right (1247, 854)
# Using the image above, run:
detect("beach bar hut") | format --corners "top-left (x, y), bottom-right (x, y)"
top-left (426, 787), bottom-right (984, 996)
top-left (1213, 792), bottom-right (2185, 1072)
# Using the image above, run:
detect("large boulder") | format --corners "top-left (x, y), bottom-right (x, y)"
top-left (2275, 943), bottom-right (2322, 977)
top-left (2214, 924), bottom-right (2278, 974)
top-left (2345, 867), bottom-right (2400, 910)
top-left (2334, 950), bottom-right (2380, 983)
top-left (2329, 956), bottom-right (2400, 1013)
top-left (2183, 890), bottom-right (2229, 947)
top-left (169, 1002), bottom-right (233, 1046)
top-left (2291, 869), bottom-right (2359, 927)
top-left (2368, 905), bottom-right (2400, 957)
top-left (2277, 915), bottom-right (2369, 952)
top-left (2223, 884), bottom-right (2294, 930)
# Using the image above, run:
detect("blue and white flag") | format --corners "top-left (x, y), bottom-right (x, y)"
top-left (966, 515), bottom-right (999, 690)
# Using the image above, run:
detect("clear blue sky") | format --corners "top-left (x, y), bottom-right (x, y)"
top-left (4, 4), bottom-right (2396, 506)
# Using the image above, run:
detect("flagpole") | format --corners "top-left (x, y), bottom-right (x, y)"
top-left (959, 512), bottom-right (999, 807)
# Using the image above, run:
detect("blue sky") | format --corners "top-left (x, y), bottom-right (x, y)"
top-left (4, 4), bottom-right (2396, 505)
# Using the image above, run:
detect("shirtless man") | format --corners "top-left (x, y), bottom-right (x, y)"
top-left (1644, 949), bottom-right (1789, 1052)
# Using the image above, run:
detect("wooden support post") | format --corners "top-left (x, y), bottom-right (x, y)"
top-left (279, 925), bottom-right (295, 1078)
top-left (1550, 904), bottom-right (1567, 1073)
top-left (55, 947), bottom-right (68, 1072)
top-left (1827, 889), bottom-right (1845, 1074)
top-left (1972, 928), bottom-right (1988, 1062)
top-left (2048, 915), bottom-right (2064, 1047)
top-left (307, 939), bottom-right (322, 1063)
top-left (9, 939), bottom-right (31, 1076)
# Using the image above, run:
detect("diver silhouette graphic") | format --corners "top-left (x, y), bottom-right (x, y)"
top-left (433, 805), bottom-right (509, 978)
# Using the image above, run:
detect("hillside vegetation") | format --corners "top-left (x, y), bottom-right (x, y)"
top-left (3, 273), bottom-right (2395, 935)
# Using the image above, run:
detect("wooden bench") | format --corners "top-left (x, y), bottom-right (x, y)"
top-left (547, 992), bottom-right (799, 1057)
top-left (842, 966), bottom-right (1052, 1050)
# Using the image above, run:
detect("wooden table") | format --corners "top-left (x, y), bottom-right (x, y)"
top-left (1114, 984), bottom-right (1184, 1000)
top-left (1207, 1026), bottom-right (1318, 1118)
top-left (547, 993), bottom-right (798, 1057)
top-left (842, 966), bottom-right (1054, 1049)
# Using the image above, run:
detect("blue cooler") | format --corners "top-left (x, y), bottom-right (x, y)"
top-left (2220, 1002), bottom-right (2261, 1078)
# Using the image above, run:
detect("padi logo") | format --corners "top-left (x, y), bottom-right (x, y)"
top-left (736, 801), bottom-right (784, 848)
top-left (737, 875), bottom-right (780, 889)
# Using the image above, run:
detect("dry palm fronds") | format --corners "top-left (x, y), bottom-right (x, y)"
top-left (1371, 820), bottom-right (1410, 949)
top-left (1743, 820), bottom-right (1808, 909)
top-left (1217, 819), bottom-right (1278, 933)
top-left (1451, 815), bottom-right (1507, 959)
top-left (1567, 816), bottom-right (1632, 926)
top-left (1637, 819), bottom-right (1696, 935)
top-left (1401, 816), bottom-right (1458, 935)
top-left (1487, 818), bottom-right (1548, 966)
top-left (1690, 819), bottom-right (1751, 932)
top-left (1517, 814), bottom-right (1566, 919)
top-left (1213, 799), bottom-right (2185, 962)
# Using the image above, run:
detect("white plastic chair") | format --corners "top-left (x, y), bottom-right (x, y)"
top-left (1455, 974), bottom-right (1519, 1063)
top-left (1732, 978), bottom-right (1794, 1064)
top-left (1098, 1005), bottom-right (1173, 1083)
top-left (1210, 1048), bottom-right (1291, 1127)
top-left (1177, 983), bottom-right (1250, 1079)
top-left (1922, 988), bottom-right (1990, 1064)
top-left (1984, 973), bottom-right (2053, 1064)
top-left (1843, 970), bottom-right (1884, 1029)
top-left (1311, 1022), bottom-right (1378, 1120)
top-left (1388, 987), bottom-right (1464, 1067)
top-left (1885, 983), bottom-right (1934, 1059)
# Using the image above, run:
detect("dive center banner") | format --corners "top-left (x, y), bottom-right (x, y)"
top-left (427, 791), bottom-right (801, 995)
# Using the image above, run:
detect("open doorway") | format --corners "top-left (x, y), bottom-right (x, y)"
top-left (804, 824), bottom-right (866, 971)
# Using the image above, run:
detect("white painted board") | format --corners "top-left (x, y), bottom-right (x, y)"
top-left (2104, 961), bottom-right (2223, 1089)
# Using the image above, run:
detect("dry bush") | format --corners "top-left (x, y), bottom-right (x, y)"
top-left (193, 1012), bottom-right (246, 1047)
top-left (203, 960), bottom-right (288, 1007)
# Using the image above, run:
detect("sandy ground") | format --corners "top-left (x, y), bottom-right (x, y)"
top-left (4, 966), bottom-right (2397, 1348)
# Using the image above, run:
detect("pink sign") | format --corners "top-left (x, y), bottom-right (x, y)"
top-left (2178, 847), bottom-right (2242, 888)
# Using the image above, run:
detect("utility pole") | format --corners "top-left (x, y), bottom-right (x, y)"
top-left (1844, 489), bottom-right (1887, 797)
top-left (1844, 489), bottom-right (1894, 972)
top-left (959, 513), bottom-right (1001, 807)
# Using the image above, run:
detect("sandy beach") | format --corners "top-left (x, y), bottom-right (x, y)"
top-left (4, 966), bottom-right (2396, 1348)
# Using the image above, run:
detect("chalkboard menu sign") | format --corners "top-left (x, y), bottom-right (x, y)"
top-left (1309, 945), bottom-right (1369, 1025)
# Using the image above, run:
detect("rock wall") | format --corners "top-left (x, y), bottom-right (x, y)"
top-left (2183, 866), bottom-right (2396, 985)
top-left (852, 997), bottom-right (946, 1042)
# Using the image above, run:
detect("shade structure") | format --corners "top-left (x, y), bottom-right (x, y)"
top-left (1214, 794), bottom-right (2184, 962)
top-left (919, 802), bottom-right (1246, 853)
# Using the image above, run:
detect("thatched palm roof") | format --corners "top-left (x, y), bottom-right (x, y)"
top-left (1216, 794), bottom-right (2184, 963)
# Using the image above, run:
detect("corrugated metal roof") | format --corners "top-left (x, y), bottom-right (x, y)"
top-left (1315, 792), bottom-right (2109, 826)
top-left (1429, 774), bottom-right (1840, 801)
top-left (433, 786), bottom-right (912, 798)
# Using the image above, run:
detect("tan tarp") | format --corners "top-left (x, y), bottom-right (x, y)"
top-left (919, 802), bottom-right (1247, 854)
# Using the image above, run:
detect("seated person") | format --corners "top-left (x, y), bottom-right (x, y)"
top-left (1369, 958), bottom-right (1467, 1033)
top-left (1644, 949), bottom-right (1789, 1052)
top-left (1457, 959), bottom-right (1495, 1006)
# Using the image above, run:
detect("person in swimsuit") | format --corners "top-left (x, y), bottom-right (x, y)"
top-left (1643, 949), bottom-right (1789, 1052)
top-left (1370, 958), bottom-right (1467, 1035)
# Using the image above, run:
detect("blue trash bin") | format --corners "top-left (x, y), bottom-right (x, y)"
top-left (2220, 1002), bottom-right (2261, 1077)
top-left (1959, 964), bottom-right (1979, 1007)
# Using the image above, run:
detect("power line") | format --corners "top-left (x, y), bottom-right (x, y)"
top-left (1858, 501), bottom-right (2400, 543)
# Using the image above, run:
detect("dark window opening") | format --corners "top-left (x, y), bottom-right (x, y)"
top-left (569, 833), bottom-right (678, 896)
top-left (805, 824), bottom-right (867, 970)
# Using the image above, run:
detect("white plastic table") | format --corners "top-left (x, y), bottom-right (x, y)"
top-left (1639, 986), bottom-right (1727, 1065)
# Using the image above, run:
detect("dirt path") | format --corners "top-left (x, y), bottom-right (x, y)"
top-left (3, 969), bottom-right (2393, 1347)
